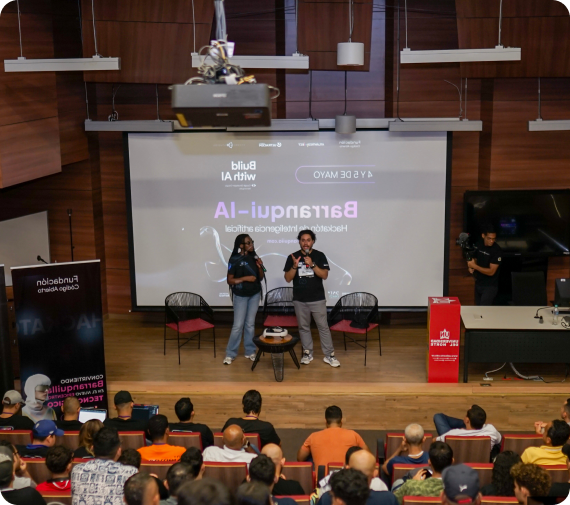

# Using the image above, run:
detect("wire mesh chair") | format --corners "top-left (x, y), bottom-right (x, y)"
top-left (262, 287), bottom-right (298, 328)
top-left (164, 292), bottom-right (216, 364)
top-left (328, 292), bottom-right (380, 366)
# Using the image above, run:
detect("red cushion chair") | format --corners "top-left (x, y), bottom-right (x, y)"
top-left (263, 287), bottom-right (298, 328)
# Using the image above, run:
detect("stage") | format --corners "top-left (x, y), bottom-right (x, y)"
top-left (103, 314), bottom-right (569, 436)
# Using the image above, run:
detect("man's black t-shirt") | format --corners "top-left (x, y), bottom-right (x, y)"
top-left (169, 422), bottom-right (214, 448)
top-left (56, 419), bottom-right (83, 431)
top-left (0, 414), bottom-right (34, 431)
top-left (16, 444), bottom-right (49, 458)
top-left (221, 418), bottom-right (280, 447)
top-left (103, 417), bottom-right (148, 432)
top-left (228, 253), bottom-right (262, 298)
top-left (474, 241), bottom-right (502, 288)
top-left (283, 250), bottom-right (330, 303)
top-left (2, 487), bottom-right (46, 505)
top-left (273, 477), bottom-right (305, 496)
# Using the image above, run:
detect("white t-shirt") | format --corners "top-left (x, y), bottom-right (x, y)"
top-left (436, 424), bottom-right (502, 448)
top-left (202, 445), bottom-right (257, 464)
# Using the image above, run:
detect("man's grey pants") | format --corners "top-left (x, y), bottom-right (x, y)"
top-left (293, 300), bottom-right (335, 358)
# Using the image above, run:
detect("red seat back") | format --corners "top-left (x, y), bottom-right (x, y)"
top-left (282, 462), bottom-right (315, 495)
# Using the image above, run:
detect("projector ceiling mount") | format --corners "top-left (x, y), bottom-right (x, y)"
top-left (4, 0), bottom-right (120, 72)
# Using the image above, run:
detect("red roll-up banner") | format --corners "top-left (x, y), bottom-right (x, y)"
top-left (427, 297), bottom-right (461, 383)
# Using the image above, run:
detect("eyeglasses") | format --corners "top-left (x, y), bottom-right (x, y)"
top-left (243, 241), bottom-right (254, 246)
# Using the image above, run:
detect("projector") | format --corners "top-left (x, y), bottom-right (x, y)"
top-left (172, 84), bottom-right (271, 127)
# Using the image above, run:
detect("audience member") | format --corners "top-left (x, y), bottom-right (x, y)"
top-left (0, 445), bottom-right (46, 505)
top-left (261, 443), bottom-right (305, 496)
top-left (103, 391), bottom-right (148, 431)
top-left (35, 445), bottom-right (73, 492)
top-left (510, 463), bottom-right (551, 505)
top-left (0, 441), bottom-right (35, 489)
top-left (74, 418), bottom-right (103, 458)
top-left (236, 481), bottom-right (271, 505)
top-left (17, 420), bottom-right (63, 458)
top-left (222, 390), bottom-right (280, 448)
top-left (138, 415), bottom-right (186, 463)
top-left (480, 450), bottom-right (521, 496)
top-left (0, 391), bottom-right (34, 430)
top-left (248, 455), bottom-right (296, 505)
top-left (328, 469), bottom-right (370, 505)
top-left (297, 406), bottom-right (368, 470)
top-left (393, 441), bottom-right (453, 505)
top-left (162, 462), bottom-right (201, 505)
top-left (441, 464), bottom-right (481, 505)
top-left (381, 424), bottom-right (429, 477)
top-left (180, 447), bottom-right (205, 479)
top-left (119, 448), bottom-right (142, 469)
top-left (56, 396), bottom-right (83, 430)
top-left (71, 427), bottom-right (137, 505)
top-left (521, 419), bottom-right (570, 465)
top-left (202, 425), bottom-right (257, 464)
top-left (547, 443), bottom-right (570, 499)
top-left (177, 477), bottom-right (236, 505)
top-left (434, 405), bottom-right (501, 449)
top-left (169, 397), bottom-right (214, 448)
top-left (318, 450), bottom-right (395, 505)
top-left (124, 472), bottom-right (160, 505)
top-left (535, 398), bottom-right (570, 430)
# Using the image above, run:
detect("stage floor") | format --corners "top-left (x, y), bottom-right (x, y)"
top-left (104, 315), bottom-right (569, 432)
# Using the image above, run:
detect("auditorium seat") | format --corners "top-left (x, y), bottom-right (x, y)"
top-left (22, 458), bottom-right (50, 484)
top-left (283, 462), bottom-right (315, 494)
top-left (275, 496), bottom-right (310, 505)
top-left (164, 292), bottom-right (216, 364)
top-left (141, 462), bottom-right (171, 480)
top-left (402, 497), bottom-right (440, 505)
top-left (328, 292), bottom-right (380, 366)
top-left (38, 490), bottom-right (72, 505)
top-left (326, 462), bottom-right (344, 474)
top-left (481, 498), bottom-right (518, 505)
top-left (382, 433), bottom-right (433, 462)
top-left (0, 430), bottom-right (32, 446)
top-left (118, 431), bottom-right (146, 450)
top-left (56, 431), bottom-right (80, 451)
top-left (392, 463), bottom-right (425, 484)
top-left (501, 434), bottom-right (543, 455)
top-left (465, 463), bottom-right (493, 488)
top-left (444, 436), bottom-right (491, 463)
top-left (214, 432), bottom-right (261, 449)
top-left (169, 432), bottom-right (203, 450)
top-left (203, 462), bottom-right (248, 492)
top-left (541, 464), bottom-right (569, 483)
top-left (263, 287), bottom-right (298, 328)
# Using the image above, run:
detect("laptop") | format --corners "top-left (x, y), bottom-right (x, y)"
top-left (78, 408), bottom-right (107, 423)
top-left (131, 404), bottom-right (159, 421)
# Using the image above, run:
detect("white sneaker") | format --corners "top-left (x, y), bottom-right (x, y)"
top-left (223, 357), bottom-right (234, 365)
top-left (244, 354), bottom-right (256, 361)
top-left (300, 350), bottom-right (313, 365)
top-left (323, 354), bottom-right (340, 367)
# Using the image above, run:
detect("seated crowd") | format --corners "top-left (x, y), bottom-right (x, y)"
top-left (0, 389), bottom-right (569, 505)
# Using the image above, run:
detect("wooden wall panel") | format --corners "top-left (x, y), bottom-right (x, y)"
top-left (0, 118), bottom-right (62, 188)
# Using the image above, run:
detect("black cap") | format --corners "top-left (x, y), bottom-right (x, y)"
top-left (114, 391), bottom-right (133, 405)
top-left (443, 464), bottom-right (480, 504)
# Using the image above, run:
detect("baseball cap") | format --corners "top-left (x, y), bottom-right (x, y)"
top-left (2, 391), bottom-right (24, 406)
top-left (114, 391), bottom-right (133, 405)
top-left (442, 464), bottom-right (480, 504)
top-left (33, 420), bottom-right (64, 438)
top-left (0, 446), bottom-right (14, 483)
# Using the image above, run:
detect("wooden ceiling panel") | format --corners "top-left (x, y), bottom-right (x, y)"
top-left (456, 0), bottom-right (568, 18)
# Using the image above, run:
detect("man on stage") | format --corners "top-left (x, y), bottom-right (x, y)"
top-left (284, 230), bottom-right (340, 367)
top-left (468, 225), bottom-right (502, 306)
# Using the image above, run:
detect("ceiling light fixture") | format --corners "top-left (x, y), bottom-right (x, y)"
top-left (336, 71), bottom-right (356, 134)
top-left (400, 0), bottom-right (521, 64)
top-left (4, 0), bottom-right (119, 72)
top-left (528, 78), bottom-right (570, 131)
top-left (337, 0), bottom-right (364, 66)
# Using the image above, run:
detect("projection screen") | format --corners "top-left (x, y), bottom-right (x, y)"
top-left (126, 130), bottom-right (450, 309)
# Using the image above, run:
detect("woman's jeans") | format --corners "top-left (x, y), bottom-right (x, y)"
top-left (225, 292), bottom-right (261, 358)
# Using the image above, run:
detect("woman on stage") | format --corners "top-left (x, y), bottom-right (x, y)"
top-left (223, 234), bottom-right (265, 365)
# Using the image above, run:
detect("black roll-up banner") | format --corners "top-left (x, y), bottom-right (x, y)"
top-left (0, 266), bottom-right (14, 395)
top-left (11, 260), bottom-right (108, 422)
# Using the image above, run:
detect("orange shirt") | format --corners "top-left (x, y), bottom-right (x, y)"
top-left (303, 427), bottom-right (366, 469)
top-left (137, 443), bottom-right (186, 463)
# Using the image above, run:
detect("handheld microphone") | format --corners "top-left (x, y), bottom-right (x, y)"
top-left (37, 255), bottom-right (48, 264)
top-left (254, 255), bottom-right (267, 272)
